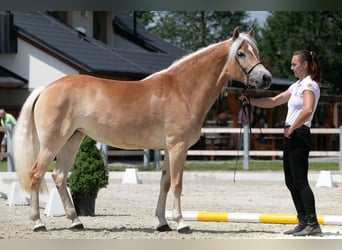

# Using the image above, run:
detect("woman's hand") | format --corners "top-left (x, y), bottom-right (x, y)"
top-left (238, 93), bottom-right (250, 104)
top-left (284, 126), bottom-right (293, 138)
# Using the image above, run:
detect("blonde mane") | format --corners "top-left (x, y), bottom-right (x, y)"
top-left (168, 32), bottom-right (258, 70)
top-left (169, 42), bottom-right (223, 69)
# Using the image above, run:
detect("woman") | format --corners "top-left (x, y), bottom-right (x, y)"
top-left (240, 50), bottom-right (322, 236)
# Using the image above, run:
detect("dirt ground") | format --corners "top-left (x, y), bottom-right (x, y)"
top-left (1, 170), bottom-right (342, 239)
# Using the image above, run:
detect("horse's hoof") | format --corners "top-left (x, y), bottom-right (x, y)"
top-left (178, 226), bottom-right (192, 234)
top-left (33, 225), bottom-right (47, 232)
top-left (70, 223), bottom-right (84, 230)
top-left (157, 224), bottom-right (173, 232)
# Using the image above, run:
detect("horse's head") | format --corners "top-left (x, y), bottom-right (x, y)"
top-left (228, 27), bottom-right (272, 89)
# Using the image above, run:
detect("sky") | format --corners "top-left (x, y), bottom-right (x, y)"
top-left (247, 11), bottom-right (270, 26)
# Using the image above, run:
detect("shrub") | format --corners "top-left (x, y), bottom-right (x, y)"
top-left (68, 136), bottom-right (108, 196)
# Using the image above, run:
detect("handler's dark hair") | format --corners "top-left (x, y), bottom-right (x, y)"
top-left (293, 50), bottom-right (322, 84)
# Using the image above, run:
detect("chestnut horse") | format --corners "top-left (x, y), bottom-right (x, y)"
top-left (13, 27), bottom-right (271, 233)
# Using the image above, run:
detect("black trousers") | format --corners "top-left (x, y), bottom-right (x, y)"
top-left (283, 126), bottom-right (317, 218)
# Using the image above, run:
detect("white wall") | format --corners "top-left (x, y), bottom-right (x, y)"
top-left (0, 38), bottom-right (78, 89)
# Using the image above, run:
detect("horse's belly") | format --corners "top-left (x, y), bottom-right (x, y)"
top-left (85, 125), bottom-right (166, 150)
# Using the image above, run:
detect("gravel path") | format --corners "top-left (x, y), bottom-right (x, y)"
top-left (1, 170), bottom-right (342, 239)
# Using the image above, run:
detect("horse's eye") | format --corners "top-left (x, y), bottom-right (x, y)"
top-left (237, 51), bottom-right (246, 58)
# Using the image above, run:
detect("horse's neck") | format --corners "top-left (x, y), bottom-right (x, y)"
top-left (172, 41), bottom-right (231, 118)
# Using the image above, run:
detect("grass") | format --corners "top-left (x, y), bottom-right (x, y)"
top-left (0, 161), bottom-right (55, 172)
top-left (183, 160), bottom-right (339, 171)
top-left (1, 159), bottom-right (339, 172)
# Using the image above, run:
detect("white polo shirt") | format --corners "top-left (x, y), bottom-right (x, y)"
top-left (285, 76), bottom-right (320, 128)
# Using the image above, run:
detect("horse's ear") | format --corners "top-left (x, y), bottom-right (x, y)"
top-left (248, 28), bottom-right (255, 37)
top-left (232, 27), bottom-right (239, 40)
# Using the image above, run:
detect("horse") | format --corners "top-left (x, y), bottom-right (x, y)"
top-left (12, 27), bottom-right (272, 233)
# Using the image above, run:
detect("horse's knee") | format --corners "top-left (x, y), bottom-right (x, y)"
top-left (161, 170), bottom-right (171, 191)
top-left (172, 183), bottom-right (183, 197)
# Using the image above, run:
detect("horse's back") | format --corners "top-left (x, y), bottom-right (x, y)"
top-left (33, 75), bottom-right (169, 148)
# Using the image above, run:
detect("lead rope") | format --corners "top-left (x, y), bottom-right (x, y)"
top-left (233, 89), bottom-right (264, 182)
top-left (233, 88), bottom-right (249, 182)
top-left (233, 120), bottom-right (243, 183)
top-left (231, 53), bottom-right (264, 182)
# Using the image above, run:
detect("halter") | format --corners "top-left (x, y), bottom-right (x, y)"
top-left (235, 55), bottom-right (262, 89)
top-left (220, 56), bottom-right (261, 106)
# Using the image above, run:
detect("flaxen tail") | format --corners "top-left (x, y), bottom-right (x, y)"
top-left (12, 87), bottom-right (45, 193)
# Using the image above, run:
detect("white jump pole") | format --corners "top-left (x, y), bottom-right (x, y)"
top-left (165, 211), bottom-right (342, 226)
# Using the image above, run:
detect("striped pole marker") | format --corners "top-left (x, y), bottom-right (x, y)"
top-left (165, 211), bottom-right (342, 226)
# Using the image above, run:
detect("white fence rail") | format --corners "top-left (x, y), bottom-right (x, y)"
top-left (190, 127), bottom-right (340, 158)
top-left (191, 126), bottom-right (341, 170)
top-left (106, 126), bottom-right (342, 171)
top-left (2, 125), bottom-right (341, 171)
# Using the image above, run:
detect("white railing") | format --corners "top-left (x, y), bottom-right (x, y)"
top-left (105, 126), bottom-right (341, 171)
top-left (2, 126), bottom-right (341, 171)
top-left (189, 126), bottom-right (341, 170)
top-left (191, 127), bottom-right (340, 157)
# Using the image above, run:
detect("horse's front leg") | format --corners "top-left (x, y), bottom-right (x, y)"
top-left (169, 143), bottom-right (192, 234)
top-left (156, 150), bottom-right (172, 231)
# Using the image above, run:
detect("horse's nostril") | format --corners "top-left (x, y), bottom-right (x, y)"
top-left (263, 74), bottom-right (272, 88)
top-left (263, 74), bottom-right (269, 83)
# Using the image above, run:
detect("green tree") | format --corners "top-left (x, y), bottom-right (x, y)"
top-left (136, 11), bottom-right (253, 52)
top-left (130, 11), bottom-right (155, 27)
top-left (259, 11), bottom-right (342, 94)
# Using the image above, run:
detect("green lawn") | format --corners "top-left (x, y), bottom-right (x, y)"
top-left (0, 161), bottom-right (55, 172)
top-left (183, 161), bottom-right (339, 171)
top-left (2, 160), bottom-right (338, 172)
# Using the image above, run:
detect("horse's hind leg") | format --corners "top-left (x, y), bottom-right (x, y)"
top-left (52, 131), bottom-right (85, 229)
top-left (30, 148), bottom-right (56, 231)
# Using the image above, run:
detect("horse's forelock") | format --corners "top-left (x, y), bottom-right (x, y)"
top-left (228, 33), bottom-right (258, 61)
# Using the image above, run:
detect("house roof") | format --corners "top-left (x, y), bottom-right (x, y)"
top-left (0, 66), bottom-right (27, 88)
top-left (12, 11), bottom-right (186, 79)
top-left (8, 12), bottom-right (331, 96)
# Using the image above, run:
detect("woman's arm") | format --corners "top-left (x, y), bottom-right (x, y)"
top-left (239, 90), bottom-right (291, 109)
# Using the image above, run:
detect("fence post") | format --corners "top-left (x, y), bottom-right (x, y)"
top-left (143, 149), bottom-right (149, 168)
top-left (340, 126), bottom-right (342, 171)
top-left (6, 124), bottom-right (14, 172)
top-left (101, 144), bottom-right (108, 169)
top-left (154, 150), bottom-right (161, 170)
top-left (243, 124), bottom-right (249, 170)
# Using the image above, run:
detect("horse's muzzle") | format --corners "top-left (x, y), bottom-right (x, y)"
top-left (248, 66), bottom-right (272, 89)
top-left (253, 69), bottom-right (272, 89)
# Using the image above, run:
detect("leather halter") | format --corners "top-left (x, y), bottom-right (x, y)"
top-left (235, 52), bottom-right (262, 88)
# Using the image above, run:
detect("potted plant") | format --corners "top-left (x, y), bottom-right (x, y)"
top-left (67, 136), bottom-right (109, 216)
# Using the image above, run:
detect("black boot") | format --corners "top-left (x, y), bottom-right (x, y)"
top-left (293, 214), bottom-right (322, 236)
top-left (283, 215), bottom-right (306, 235)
